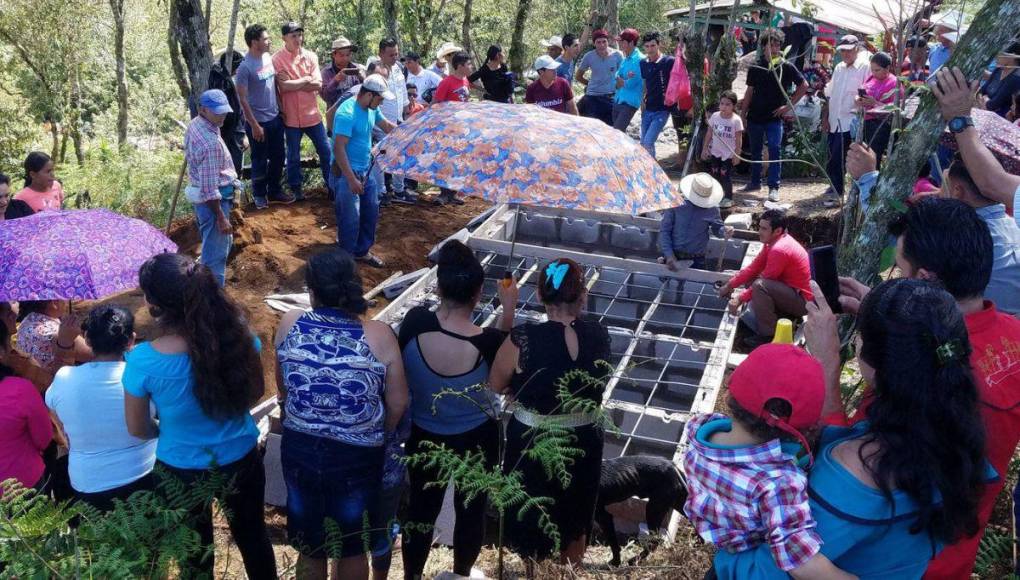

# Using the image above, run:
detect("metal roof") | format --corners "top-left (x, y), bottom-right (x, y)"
top-left (665, 0), bottom-right (916, 36)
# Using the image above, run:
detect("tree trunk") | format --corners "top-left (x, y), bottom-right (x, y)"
top-left (839, 0), bottom-right (1020, 290)
top-left (171, 0), bottom-right (214, 106)
top-left (71, 126), bottom-right (85, 166)
top-left (508, 0), bottom-right (532, 77)
top-left (204, 0), bottom-right (212, 33)
top-left (51, 123), bottom-right (60, 163)
top-left (110, 0), bottom-right (128, 148)
top-left (224, 0), bottom-right (241, 74)
top-left (354, 0), bottom-right (369, 54)
top-left (604, 0), bottom-right (619, 41)
top-left (384, 0), bottom-right (401, 45)
top-left (167, 6), bottom-right (191, 100)
top-left (462, 0), bottom-right (474, 62)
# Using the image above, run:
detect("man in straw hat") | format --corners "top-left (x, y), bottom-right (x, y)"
top-left (321, 36), bottom-right (364, 108)
top-left (432, 42), bottom-right (462, 78)
top-left (718, 208), bottom-right (812, 348)
top-left (540, 35), bottom-right (564, 60)
top-left (659, 173), bottom-right (733, 272)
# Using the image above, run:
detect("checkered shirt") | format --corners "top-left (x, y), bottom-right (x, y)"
top-left (682, 413), bottom-right (822, 572)
top-left (184, 115), bottom-right (237, 202)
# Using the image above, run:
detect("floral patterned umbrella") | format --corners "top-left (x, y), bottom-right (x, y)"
top-left (374, 101), bottom-right (679, 214)
top-left (0, 209), bottom-right (178, 301)
top-left (939, 109), bottom-right (1020, 175)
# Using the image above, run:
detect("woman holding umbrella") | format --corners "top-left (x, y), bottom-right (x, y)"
top-left (489, 258), bottom-right (611, 568)
top-left (123, 253), bottom-right (276, 579)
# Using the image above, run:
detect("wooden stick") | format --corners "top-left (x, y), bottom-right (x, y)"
top-left (165, 157), bottom-right (188, 236)
top-left (364, 271), bottom-right (403, 301)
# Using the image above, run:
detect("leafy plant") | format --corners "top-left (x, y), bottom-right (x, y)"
top-left (975, 527), bottom-right (1016, 577)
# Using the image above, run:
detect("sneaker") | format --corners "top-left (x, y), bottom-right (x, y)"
top-left (379, 193), bottom-right (392, 207)
top-left (253, 196), bottom-right (269, 210)
top-left (293, 191), bottom-right (306, 202)
top-left (444, 193), bottom-right (465, 206)
top-left (719, 198), bottom-right (734, 209)
top-left (392, 191), bottom-right (418, 205)
top-left (268, 192), bottom-right (296, 205)
top-left (355, 253), bottom-right (385, 268)
top-left (432, 194), bottom-right (448, 207)
top-left (768, 188), bottom-right (780, 202)
top-left (823, 196), bottom-right (839, 208)
top-left (740, 183), bottom-right (762, 193)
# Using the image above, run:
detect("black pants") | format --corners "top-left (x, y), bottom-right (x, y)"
top-left (75, 472), bottom-right (155, 512)
top-left (863, 118), bottom-right (893, 168)
top-left (402, 420), bottom-right (499, 578)
top-left (578, 94), bottom-right (614, 126)
top-left (708, 156), bottom-right (734, 200)
top-left (826, 131), bottom-right (852, 196)
top-left (159, 448), bottom-right (276, 580)
top-left (223, 128), bottom-right (245, 177)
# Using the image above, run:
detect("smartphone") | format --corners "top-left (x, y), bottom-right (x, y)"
top-left (857, 88), bottom-right (867, 98)
top-left (343, 66), bottom-right (360, 75)
top-left (809, 245), bottom-right (843, 314)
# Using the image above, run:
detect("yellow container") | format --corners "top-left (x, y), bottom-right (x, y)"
top-left (772, 319), bottom-right (794, 344)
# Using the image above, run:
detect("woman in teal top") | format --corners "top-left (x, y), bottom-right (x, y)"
top-left (123, 253), bottom-right (275, 580)
top-left (718, 279), bottom-right (989, 579)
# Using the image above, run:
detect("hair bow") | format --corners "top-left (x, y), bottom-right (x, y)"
top-left (545, 262), bottom-right (569, 290)
top-left (935, 339), bottom-right (964, 366)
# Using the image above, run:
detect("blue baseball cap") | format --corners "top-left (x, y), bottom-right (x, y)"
top-left (199, 89), bottom-right (232, 115)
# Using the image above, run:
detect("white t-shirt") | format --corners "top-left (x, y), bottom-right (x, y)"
top-left (708, 112), bottom-right (745, 160)
top-left (406, 68), bottom-right (442, 104)
top-left (46, 361), bottom-right (157, 493)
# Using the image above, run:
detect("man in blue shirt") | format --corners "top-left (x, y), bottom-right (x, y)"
top-left (331, 74), bottom-right (397, 268)
top-left (612, 28), bottom-right (643, 132)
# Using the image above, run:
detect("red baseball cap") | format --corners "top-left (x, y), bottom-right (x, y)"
top-left (592, 29), bottom-right (610, 41)
top-left (729, 344), bottom-right (825, 461)
top-left (617, 28), bottom-right (640, 43)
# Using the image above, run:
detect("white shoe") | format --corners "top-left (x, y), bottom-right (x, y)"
top-left (768, 188), bottom-right (780, 202)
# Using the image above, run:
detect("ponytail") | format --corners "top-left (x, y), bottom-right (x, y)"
top-left (305, 249), bottom-right (368, 316)
top-left (139, 254), bottom-right (264, 419)
top-left (23, 151), bottom-right (51, 188)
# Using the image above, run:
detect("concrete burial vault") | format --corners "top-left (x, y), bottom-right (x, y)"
top-left (256, 204), bottom-right (763, 542)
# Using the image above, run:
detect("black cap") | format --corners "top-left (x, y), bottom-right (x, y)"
top-left (281, 22), bottom-right (303, 36)
top-left (404, 51), bottom-right (422, 62)
top-left (905, 35), bottom-right (927, 48)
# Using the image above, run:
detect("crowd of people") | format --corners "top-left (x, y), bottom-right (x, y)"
top-left (3, 8), bottom-right (1020, 580)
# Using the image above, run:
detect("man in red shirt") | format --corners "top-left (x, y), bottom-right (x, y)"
top-left (430, 51), bottom-right (474, 206)
top-left (835, 197), bottom-right (1020, 579)
top-left (525, 55), bottom-right (578, 115)
top-left (718, 209), bottom-right (813, 347)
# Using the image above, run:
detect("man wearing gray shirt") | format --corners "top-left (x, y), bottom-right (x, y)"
top-left (659, 173), bottom-right (733, 271)
top-left (235, 24), bottom-right (290, 208)
top-left (576, 29), bottom-right (623, 126)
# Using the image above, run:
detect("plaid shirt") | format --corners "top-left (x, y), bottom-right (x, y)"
top-left (184, 115), bottom-right (237, 203)
top-left (682, 413), bottom-right (821, 572)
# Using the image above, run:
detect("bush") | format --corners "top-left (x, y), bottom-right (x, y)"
top-left (57, 143), bottom-right (187, 227)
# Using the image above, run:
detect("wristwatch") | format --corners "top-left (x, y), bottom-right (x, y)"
top-left (948, 116), bottom-right (974, 134)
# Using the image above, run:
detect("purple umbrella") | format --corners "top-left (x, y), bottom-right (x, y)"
top-left (0, 209), bottom-right (178, 301)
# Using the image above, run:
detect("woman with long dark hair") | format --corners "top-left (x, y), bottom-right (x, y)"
top-left (400, 240), bottom-right (517, 578)
top-left (857, 52), bottom-right (899, 167)
top-left (14, 151), bottom-right (63, 212)
top-left (46, 305), bottom-right (156, 510)
top-left (489, 258), bottom-right (611, 567)
top-left (123, 253), bottom-right (275, 579)
top-left (723, 278), bottom-right (988, 578)
top-left (468, 45), bottom-right (514, 103)
top-left (275, 249), bottom-right (407, 580)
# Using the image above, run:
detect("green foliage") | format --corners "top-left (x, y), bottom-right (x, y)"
top-left (782, 127), bottom-right (827, 179)
top-left (975, 527), bottom-right (1016, 577)
top-left (0, 93), bottom-right (38, 177)
top-left (0, 467), bottom-right (234, 578)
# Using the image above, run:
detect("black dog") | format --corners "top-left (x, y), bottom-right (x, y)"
top-left (595, 455), bottom-right (688, 567)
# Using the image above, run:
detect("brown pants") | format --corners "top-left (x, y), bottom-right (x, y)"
top-left (750, 278), bottom-right (808, 337)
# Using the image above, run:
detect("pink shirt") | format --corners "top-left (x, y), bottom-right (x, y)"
top-left (272, 48), bottom-right (323, 128)
top-left (861, 74), bottom-right (899, 120)
top-left (0, 375), bottom-right (52, 491)
top-left (15, 182), bottom-right (64, 212)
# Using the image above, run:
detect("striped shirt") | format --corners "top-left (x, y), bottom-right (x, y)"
top-left (184, 115), bottom-right (237, 202)
top-left (683, 413), bottom-right (821, 572)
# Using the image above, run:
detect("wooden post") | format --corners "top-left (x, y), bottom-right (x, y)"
top-left (166, 158), bottom-right (188, 236)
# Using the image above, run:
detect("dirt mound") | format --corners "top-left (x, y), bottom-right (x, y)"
top-left (92, 190), bottom-right (487, 398)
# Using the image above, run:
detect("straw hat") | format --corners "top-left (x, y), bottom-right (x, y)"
top-left (679, 173), bottom-right (724, 208)
top-left (435, 42), bottom-right (462, 61)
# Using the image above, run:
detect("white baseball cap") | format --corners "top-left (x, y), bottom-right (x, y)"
top-left (540, 35), bottom-right (563, 49)
top-left (534, 55), bottom-right (560, 71)
top-left (361, 74), bottom-right (395, 99)
top-left (932, 9), bottom-right (966, 31)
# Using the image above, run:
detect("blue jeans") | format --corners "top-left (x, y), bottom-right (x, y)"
top-left (285, 122), bottom-right (332, 195)
top-left (194, 197), bottom-right (233, 286)
top-left (332, 169), bottom-right (380, 258)
top-left (247, 115), bottom-right (285, 200)
top-left (281, 428), bottom-right (385, 559)
top-left (371, 126), bottom-right (403, 193)
top-left (640, 110), bottom-right (670, 158)
top-left (747, 119), bottom-right (783, 189)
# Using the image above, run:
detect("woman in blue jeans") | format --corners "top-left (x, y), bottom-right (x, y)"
top-left (716, 278), bottom-right (988, 579)
top-left (124, 253), bottom-right (275, 579)
top-left (275, 249), bottom-right (408, 580)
